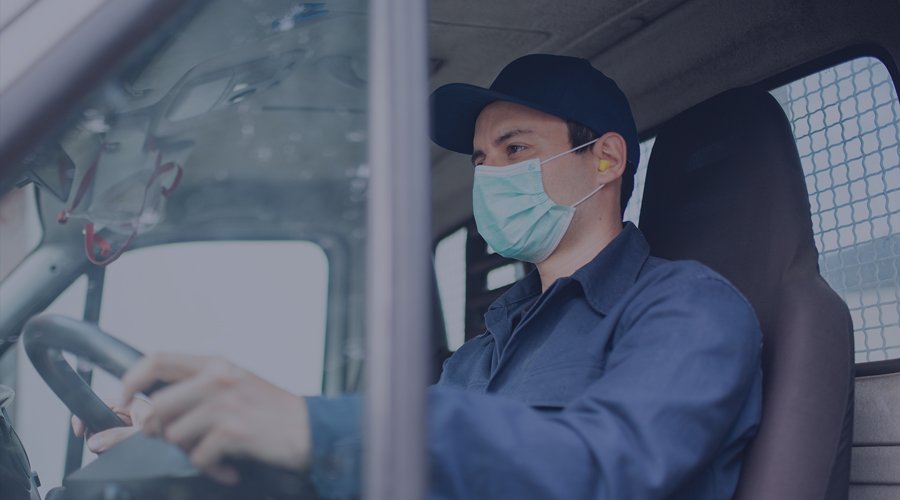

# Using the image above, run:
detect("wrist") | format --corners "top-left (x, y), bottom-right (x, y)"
top-left (291, 396), bottom-right (312, 471)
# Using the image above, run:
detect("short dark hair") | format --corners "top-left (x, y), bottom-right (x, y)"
top-left (566, 120), bottom-right (636, 217)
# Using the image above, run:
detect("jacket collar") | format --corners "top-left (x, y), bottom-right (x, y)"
top-left (571, 222), bottom-right (649, 314)
top-left (490, 222), bottom-right (650, 315)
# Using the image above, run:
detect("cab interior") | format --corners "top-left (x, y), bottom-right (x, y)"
top-left (0, 0), bottom-right (898, 499)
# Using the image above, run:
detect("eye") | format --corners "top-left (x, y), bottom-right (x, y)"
top-left (506, 144), bottom-right (526, 156)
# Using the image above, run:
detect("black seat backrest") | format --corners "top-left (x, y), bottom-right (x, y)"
top-left (639, 87), bottom-right (855, 499)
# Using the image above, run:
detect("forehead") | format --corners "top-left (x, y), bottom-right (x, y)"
top-left (473, 101), bottom-right (567, 144)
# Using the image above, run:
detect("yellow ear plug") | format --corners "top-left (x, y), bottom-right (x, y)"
top-left (597, 159), bottom-right (611, 172)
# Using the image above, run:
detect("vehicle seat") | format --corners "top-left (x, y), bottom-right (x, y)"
top-left (638, 87), bottom-right (855, 499)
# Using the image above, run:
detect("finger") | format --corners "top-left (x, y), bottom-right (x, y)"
top-left (161, 401), bottom-right (219, 451)
top-left (121, 353), bottom-right (208, 406)
top-left (109, 406), bottom-right (134, 426)
top-left (128, 397), bottom-right (153, 428)
top-left (86, 426), bottom-right (139, 453)
top-left (72, 415), bottom-right (86, 438)
top-left (73, 405), bottom-right (131, 437)
top-left (144, 375), bottom-right (220, 439)
top-left (190, 429), bottom-right (242, 485)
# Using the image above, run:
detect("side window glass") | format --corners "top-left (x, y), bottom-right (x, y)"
top-left (771, 56), bottom-right (900, 362)
top-left (93, 242), bottom-right (329, 398)
top-left (435, 227), bottom-right (467, 351)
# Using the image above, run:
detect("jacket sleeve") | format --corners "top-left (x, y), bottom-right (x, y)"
top-left (306, 275), bottom-right (763, 499)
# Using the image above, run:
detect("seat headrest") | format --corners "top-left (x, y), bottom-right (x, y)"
top-left (639, 87), bottom-right (819, 330)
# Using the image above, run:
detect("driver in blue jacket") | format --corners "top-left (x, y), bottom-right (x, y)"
top-left (78, 54), bottom-right (763, 499)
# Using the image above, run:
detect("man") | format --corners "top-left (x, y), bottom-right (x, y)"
top-left (78, 54), bottom-right (763, 499)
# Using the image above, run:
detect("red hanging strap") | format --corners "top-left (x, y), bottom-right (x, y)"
top-left (149, 150), bottom-right (183, 198)
top-left (84, 223), bottom-right (136, 267)
top-left (82, 153), bottom-right (183, 267)
top-left (57, 150), bottom-right (101, 224)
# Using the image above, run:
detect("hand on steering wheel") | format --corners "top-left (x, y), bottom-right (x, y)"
top-left (121, 353), bottom-right (312, 485)
top-left (22, 314), bottom-right (314, 488)
top-left (72, 398), bottom-right (151, 453)
top-left (22, 315), bottom-right (148, 433)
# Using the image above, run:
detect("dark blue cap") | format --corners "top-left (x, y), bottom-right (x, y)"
top-left (431, 54), bottom-right (639, 167)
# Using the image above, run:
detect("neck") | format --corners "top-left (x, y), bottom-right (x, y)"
top-left (536, 216), bottom-right (623, 292)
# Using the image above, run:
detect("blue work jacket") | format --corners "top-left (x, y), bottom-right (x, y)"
top-left (306, 223), bottom-right (763, 499)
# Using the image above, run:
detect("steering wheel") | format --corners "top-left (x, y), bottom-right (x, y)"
top-left (20, 315), bottom-right (154, 433)
top-left (20, 314), bottom-right (315, 500)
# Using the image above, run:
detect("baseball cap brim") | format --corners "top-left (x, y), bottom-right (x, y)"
top-left (431, 82), bottom-right (577, 156)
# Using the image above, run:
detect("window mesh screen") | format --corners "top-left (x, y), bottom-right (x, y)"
top-left (772, 57), bottom-right (900, 362)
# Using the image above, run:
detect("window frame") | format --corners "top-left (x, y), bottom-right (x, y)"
top-left (0, 2), bottom-right (434, 498)
top-left (757, 46), bottom-right (900, 375)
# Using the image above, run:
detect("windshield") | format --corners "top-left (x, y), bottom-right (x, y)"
top-left (1, 0), bottom-right (369, 493)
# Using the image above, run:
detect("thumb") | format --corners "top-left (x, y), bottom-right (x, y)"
top-left (86, 426), bottom-right (139, 454)
top-left (71, 414), bottom-right (87, 438)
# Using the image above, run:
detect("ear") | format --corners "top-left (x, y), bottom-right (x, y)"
top-left (590, 132), bottom-right (628, 181)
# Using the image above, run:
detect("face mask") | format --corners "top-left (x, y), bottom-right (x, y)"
top-left (472, 138), bottom-right (605, 263)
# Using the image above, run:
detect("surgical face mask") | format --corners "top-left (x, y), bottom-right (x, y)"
top-left (472, 138), bottom-right (604, 263)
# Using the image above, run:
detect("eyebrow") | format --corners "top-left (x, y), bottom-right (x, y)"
top-left (470, 128), bottom-right (534, 166)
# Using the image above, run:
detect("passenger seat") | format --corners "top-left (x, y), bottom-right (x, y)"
top-left (638, 87), bottom-right (855, 499)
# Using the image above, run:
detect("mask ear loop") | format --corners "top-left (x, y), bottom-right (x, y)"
top-left (540, 137), bottom-right (601, 165)
top-left (83, 151), bottom-right (183, 267)
top-left (571, 183), bottom-right (606, 207)
top-left (540, 137), bottom-right (606, 208)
